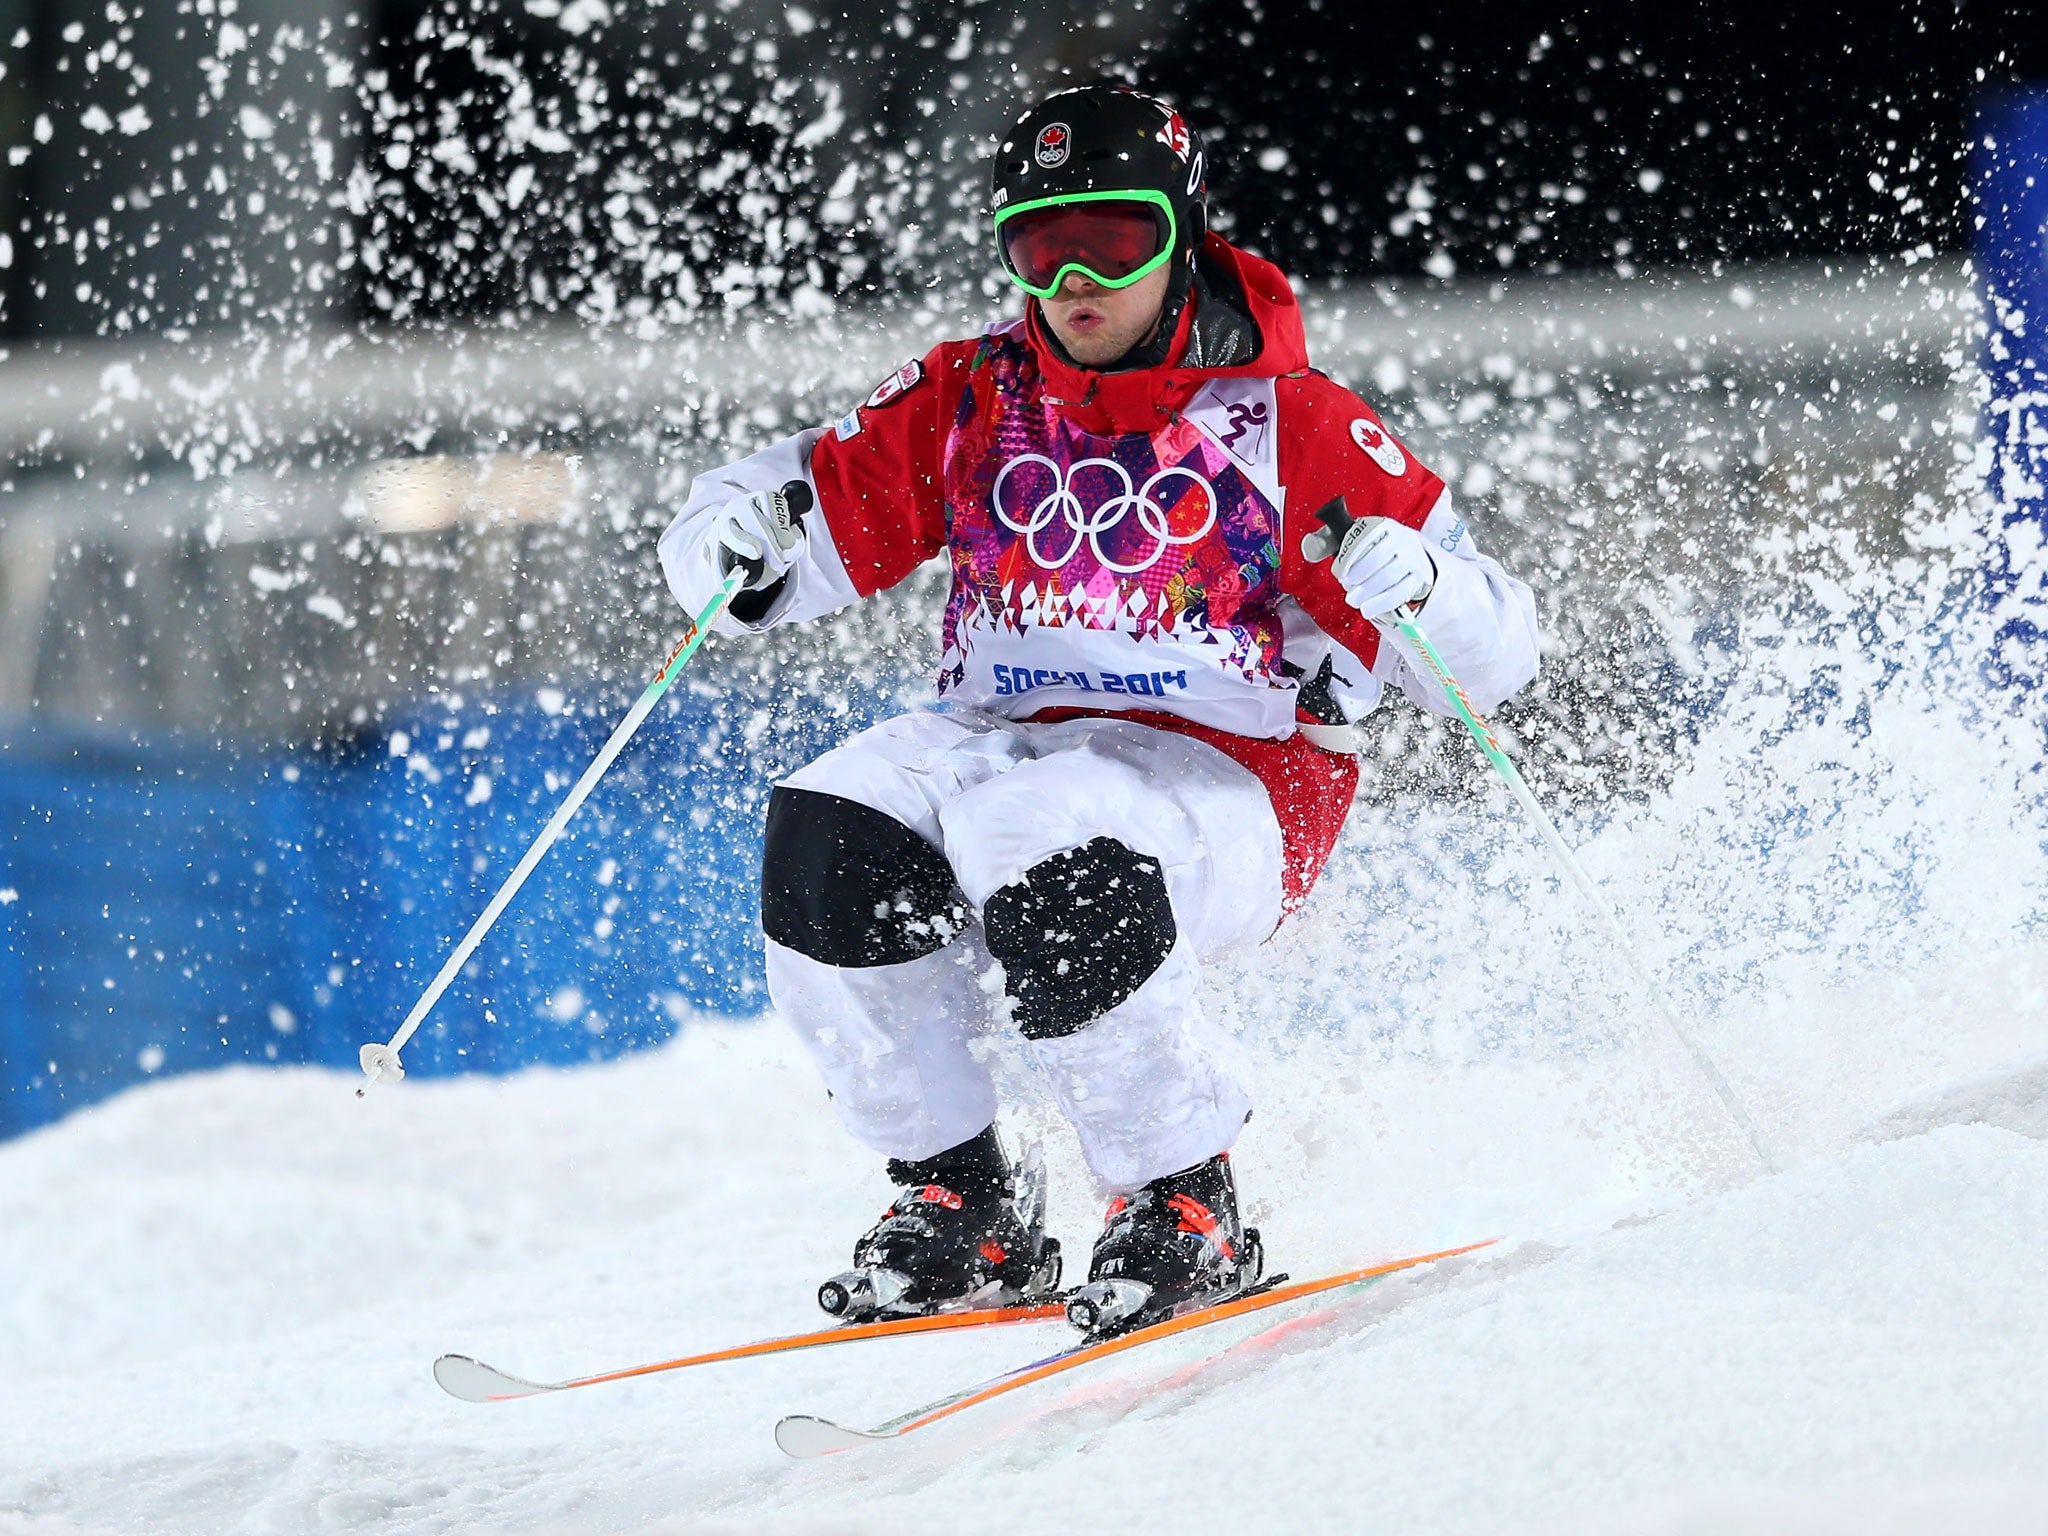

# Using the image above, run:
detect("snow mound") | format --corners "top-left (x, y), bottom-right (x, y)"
top-left (5, 1020), bottom-right (2047, 1536)
top-left (1862, 1052), bottom-right (2048, 1146)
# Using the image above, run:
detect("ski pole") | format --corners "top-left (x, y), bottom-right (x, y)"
top-left (1310, 498), bottom-right (1775, 1173)
top-left (357, 483), bottom-right (807, 1093)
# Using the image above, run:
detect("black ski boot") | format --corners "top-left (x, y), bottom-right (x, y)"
top-left (817, 1124), bottom-right (1062, 1322)
top-left (1064, 1153), bottom-right (1264, 1338)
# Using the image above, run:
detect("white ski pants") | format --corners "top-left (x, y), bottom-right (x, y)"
top-left (765, 707), bottom-right (1292, 1191)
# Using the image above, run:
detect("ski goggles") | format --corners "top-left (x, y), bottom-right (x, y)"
top-left (993, 189), bottom-right (1178, 301)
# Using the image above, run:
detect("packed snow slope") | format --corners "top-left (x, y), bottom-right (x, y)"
top-left (7, 511), bottom-right (2048, 1533)
top-left (4, 1015), bottom-right (2048, 1536)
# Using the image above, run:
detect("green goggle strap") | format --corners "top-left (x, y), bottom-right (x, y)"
top-left (992, 188), bottom-right (1179, 300)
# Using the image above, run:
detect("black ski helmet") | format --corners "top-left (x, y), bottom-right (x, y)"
top-left (991, 86), bottom-right (1209, 261)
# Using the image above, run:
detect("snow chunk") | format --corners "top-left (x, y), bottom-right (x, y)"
top-left (247, 566), bottom-right (302, 594)
top-left (80, 105), bottom-right (113, 135)
top-left (553, 0), bottom-right (611, 34)
top-left (794, 94), bottom-right (845, 151)
top-left (0, 887), bottom-right (17, 905)
top-left (99, 361), bottom-right (141, 402)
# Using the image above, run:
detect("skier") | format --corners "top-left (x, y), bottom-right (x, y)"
top-left (659, 85), bottom-right (1540, 1337)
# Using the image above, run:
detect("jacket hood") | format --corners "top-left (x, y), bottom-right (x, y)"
top-left (1023, 234), bottom-right (1310, 436)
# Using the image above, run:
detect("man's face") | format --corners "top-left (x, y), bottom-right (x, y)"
top-left (1038, 263), bottom-right (1173, 368)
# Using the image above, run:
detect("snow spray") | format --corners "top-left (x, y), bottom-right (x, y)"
top-left (353, 485), bottom-right (808, 1092)
top-left (1308, 496), bottom-right (1775, 1172)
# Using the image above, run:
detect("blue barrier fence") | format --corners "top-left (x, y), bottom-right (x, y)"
top-left (1976, 87), bottom-right (2048, 696)
top-left (0, 683), bottom-right (872, 1141)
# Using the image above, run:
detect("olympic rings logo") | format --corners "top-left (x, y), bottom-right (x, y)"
top-left (989, 455), bottom-right (1218, 574)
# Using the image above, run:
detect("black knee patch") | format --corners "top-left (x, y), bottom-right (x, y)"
top-left (981, 837), bottom-right (1176, 1041)
top-left (761, 786), bottom-right (969, 968)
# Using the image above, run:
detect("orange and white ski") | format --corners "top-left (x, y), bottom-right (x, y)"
top-left (434, 1300), bottom-right (1069, 1403)
top-left (774, 1239), bottom-right (1497, 1457)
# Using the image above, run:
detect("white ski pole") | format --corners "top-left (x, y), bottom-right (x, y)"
top-left (356, 482), bottom-right (808, 1094)
top-left (1309, 497), bottom-right (1775, 1173)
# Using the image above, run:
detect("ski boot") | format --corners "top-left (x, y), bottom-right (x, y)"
top-left (817, 1124), bottom-right (1063, 1322)
top-left (1064, 1153), bottom-right (1263, 1339)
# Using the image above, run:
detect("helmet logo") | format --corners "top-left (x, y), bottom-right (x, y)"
top-left (1033, 122), bottom-right (1071, 168)
top-left (1156, 111), bottom-right (1192, 163)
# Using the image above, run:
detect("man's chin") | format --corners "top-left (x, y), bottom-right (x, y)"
top-left (1056, 331), bottom-right (1135, 368)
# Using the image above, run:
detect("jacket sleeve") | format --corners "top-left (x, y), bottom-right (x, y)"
top-left (656, 342), bottom-right (967, 634)
top-left (1276, 375), bottom-right (1540, 720)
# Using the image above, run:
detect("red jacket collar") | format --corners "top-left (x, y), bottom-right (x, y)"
top-left (1022, 235), bottom-right (1311, 436)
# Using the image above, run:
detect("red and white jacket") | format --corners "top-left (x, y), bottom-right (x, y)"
top-left (660, 235), bottom-right (1539, 751)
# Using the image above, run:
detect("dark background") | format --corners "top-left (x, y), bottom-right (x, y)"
top-left (1153, 0), bottom-right (2048, 276)
top-left (1, 0), bottom-right (2044, 338)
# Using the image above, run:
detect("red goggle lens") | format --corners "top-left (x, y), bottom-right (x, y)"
top-left (1000, 202), bottom-right (1171, 292)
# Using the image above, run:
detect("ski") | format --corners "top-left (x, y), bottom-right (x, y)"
top-left (774, 1239), bottom-right (1496, 1457)
top-left (435, 1299), bottom-right (1069, 1403)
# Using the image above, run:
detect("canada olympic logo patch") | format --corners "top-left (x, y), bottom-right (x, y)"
top-left (1034, 122), bottom-right (1071, 168)
top-left (865, 360), bottom-right (924, 409)
top-left (1349, 418), bottom-right (1408, 476)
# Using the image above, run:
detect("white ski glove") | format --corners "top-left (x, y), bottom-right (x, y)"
top-left (1312, 514), bottom-right (1437, 620)
top-left (698, 484), bottom-right (808, 594)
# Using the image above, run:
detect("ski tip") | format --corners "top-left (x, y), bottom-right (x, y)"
top-left (434, 1354), bottom-right (547, 1403)
top-left (774, 1414), bottom-right (893, 1459)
